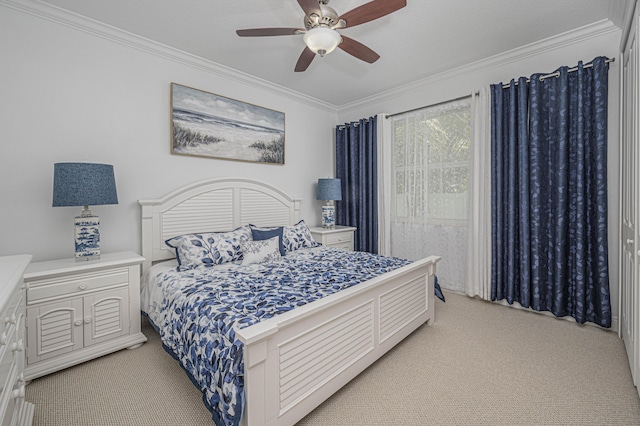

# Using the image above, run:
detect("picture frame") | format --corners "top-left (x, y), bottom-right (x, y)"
top-left (170, 83), bottom-right (285, 164)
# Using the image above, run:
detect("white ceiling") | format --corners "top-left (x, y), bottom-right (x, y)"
top-left (37, 0), bottom-right (624, 107)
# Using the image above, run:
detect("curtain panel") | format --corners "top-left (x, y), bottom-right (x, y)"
top-left (466, 88), bottom-right (492, 300)
top-left (335, 116), bottom-right (378, 253)
top-left (385, 98), bottom-right (472, 292)
top-left (490, 56), bottom-right (611, 327)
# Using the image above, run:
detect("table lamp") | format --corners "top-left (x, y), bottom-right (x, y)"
top-left (316, 178), bottom-right (342, 228)
top-left (53, 163), bottom-right (118, 260)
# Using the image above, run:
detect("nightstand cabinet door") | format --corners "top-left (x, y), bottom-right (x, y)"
top-left (26, 299), bottom-right (83, 364)
top-left (83, 288), bottom-right (129, 346)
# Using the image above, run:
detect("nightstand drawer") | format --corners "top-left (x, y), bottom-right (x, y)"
top-left (26, 269), bottom-right (128, 303)
top-left (332, 242), bottom-right (354, 251)
top-left (326, 233), bottom-right (353, 245)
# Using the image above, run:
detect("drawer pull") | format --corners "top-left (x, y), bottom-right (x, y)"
top-left (12, 385), bottom-right (25, 400)
top-left (84, 317), bottom-right (92, 324)
top-left (12, 339), bottom-right (24, 353)
top-left (79, 283), bottom-right (88, 290)
top-left (4, 314), bottom-right (16, 325)
top-left (74, 319), bottom-right (83, 326)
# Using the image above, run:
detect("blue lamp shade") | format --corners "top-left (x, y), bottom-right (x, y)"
top-left (317, 178), bottom-right (341, 228)
top-left (53, 163), bottom-right (118, 207)
top-left (316, 178), bottom-right (342, 201)
top-left (53, 163), bottom-right (118, 260)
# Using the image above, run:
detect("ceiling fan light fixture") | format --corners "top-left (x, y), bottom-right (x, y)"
top-left (303, 26), bottom-right (342, 57)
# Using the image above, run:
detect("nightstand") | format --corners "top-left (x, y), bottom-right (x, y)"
top-left (22, 251), bottom-right (147, 380)
top-left (309, 226), bottom-right (357, 251)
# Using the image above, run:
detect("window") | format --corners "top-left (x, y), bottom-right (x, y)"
top-left (391, 98), bottom-right (471, 226)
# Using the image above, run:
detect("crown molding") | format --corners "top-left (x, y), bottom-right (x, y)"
top-left (614, 0), bottom-right (637, 51)
top-left (338, 19), bottom-right (620, 115)
top-left (0, 0), bottom-right (338, 113)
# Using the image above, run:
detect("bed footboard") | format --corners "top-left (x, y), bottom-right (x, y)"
top-left (238, 255), bottom-right (440, 426)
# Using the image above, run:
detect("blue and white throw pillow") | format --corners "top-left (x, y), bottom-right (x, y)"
top-left (250, 225), bottom-right (285, 256)
top-left (283, 220), bottom-right (320, 252)
top-left (241, 236), bottom-right (281, 265)
top-left (165, 225), bottom-right (252, 271)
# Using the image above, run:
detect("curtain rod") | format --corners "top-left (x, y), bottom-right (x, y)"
top-left (338, 118), bottom-right (370, 130)
top-left (501, 57), bottom-right (615, 89)
top-left (385, 93), bottom-right (474, 119)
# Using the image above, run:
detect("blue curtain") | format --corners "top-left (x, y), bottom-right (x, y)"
top-left (490, 56), bottom-right (611, 327)
top-left (335, 116), bottom-right (378, 253)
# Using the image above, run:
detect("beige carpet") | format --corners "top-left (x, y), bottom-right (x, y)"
top-left (26, 292), bottom-right (640, 425)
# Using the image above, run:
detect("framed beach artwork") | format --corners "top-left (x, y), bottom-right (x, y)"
top-left (170, 83), bottom-right (285, 164)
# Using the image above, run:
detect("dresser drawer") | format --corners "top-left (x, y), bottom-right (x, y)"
top-left (26, 269), bottom-right (128, 304)
top-left (0, 363), bottom-right (18, 426)
top-left (326, 232), bottom-right (353, 246)
top-left (0, 334), bottom-right (14, 400)
top-left (0, 288), bottom-right (21, 348)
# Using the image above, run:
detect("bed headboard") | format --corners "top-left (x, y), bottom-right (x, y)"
top-left (138, 177), bottom-right (302, 272)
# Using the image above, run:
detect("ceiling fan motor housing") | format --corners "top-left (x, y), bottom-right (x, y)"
top-left (304, 3), bottom-right (339, 30)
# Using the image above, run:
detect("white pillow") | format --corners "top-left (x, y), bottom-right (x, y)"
top-left (241, 236), bottom-right (281, 265)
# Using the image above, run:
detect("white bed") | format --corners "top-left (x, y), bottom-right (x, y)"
top-left (138, 177), bottom-right (440, 426)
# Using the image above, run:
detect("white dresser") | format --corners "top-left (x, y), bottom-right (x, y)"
top-left (23, 252), bottom-right (147, 381)
top-left (0, 255), bottom-right (34, 426)
top-left (309, 226), bottom-right (357, 251)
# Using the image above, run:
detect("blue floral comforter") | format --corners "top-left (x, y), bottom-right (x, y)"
top-left (143, 247), bottom-right (411, 426)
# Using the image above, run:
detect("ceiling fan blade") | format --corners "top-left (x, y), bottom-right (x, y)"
top-left (339, 0), bottom-right (407, 28)
top-left (297, 0), bottom-right (323, 18)
top-left (338, 35), bottom-right (380, 63)
top-left (236, 28), bottom-right (304, 37)
top-left (295, 47), bottom-right (316, 72)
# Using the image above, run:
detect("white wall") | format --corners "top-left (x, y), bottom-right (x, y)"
top-left (337, 21), bottom-right (622, 327)
top-left (0, 4), bottom-right (337, 261)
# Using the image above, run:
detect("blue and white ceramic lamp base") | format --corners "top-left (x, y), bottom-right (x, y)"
top-left (74, 213), bottom-right (101, 259)
top-left (321, 205), bottom-right (336, 228)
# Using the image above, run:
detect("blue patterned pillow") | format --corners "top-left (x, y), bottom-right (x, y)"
top-left (283, 220), bottom-right (320, 252)
top-left (241, 237), bottom-right (281, 265)
top-left (165, 225), bottom-right (252, 271)
top-left (250, 226), bottom-right (285, 256)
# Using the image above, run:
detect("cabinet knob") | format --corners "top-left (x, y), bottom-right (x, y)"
top-left (74, 319), bottom-right (83, 326)
top-left (84, 317), bottom-right (92, 324)
top-left (79, 283), bottom-right (88, 290)
top-left (627, 239), bottom-right (634, 245)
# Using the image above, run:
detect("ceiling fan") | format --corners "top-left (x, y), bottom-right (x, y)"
top-left (236, 0), bottom-right (407, 72)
